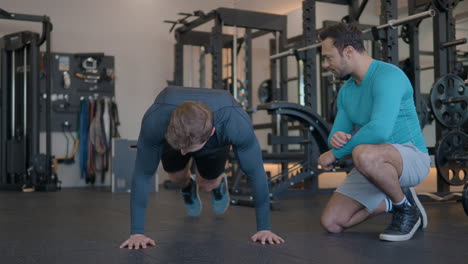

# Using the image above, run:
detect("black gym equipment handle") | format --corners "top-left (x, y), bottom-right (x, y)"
top-left (0, 9), bottom-right (53, 47)
top-left (0, 8), bottom-right (50, 23)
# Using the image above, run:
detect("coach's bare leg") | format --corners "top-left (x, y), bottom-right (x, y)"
top-left (321, 192), bottom-right (386, 233)
top-left (352, 143), bottom-right (404, 203)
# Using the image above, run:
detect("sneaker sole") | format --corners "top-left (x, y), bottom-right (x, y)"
top-left (379, 218), bottom-right (421, 242)
top-left (408, 187), bottom-right (427, 229)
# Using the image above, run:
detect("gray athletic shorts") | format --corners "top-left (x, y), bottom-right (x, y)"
top-left (335, 143), bottom-right (431, 213)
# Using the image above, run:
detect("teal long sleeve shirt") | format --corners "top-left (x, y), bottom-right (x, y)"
top-left (329, 60), bottom-right (428, 159)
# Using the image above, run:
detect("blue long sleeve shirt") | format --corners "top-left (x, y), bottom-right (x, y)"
top-left (130, 86), bottom-right (271, 235)
top-left (329, 60), bottom-right (428, 158)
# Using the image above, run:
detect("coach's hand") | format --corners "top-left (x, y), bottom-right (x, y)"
top-left (319, 150), bottom-right (337, 171)
top-left (330, 131), bottom-right (351, 149)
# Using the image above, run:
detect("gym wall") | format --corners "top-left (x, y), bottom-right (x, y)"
top-left (0, 0), bottom-right (307, 187)
top-left (0, 0), bottom-right (466, 187)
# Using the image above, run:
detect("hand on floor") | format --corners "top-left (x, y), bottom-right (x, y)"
top-left (251, 230), bottom-right (285, 245)
top-left (120, 234), bottom-right (156, 250)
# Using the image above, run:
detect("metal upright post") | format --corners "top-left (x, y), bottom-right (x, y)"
top-left (0, 45), bottom-right (7, 184)
top-left (433, 5), bottom-right (457, 192)
top-left (380, 0), bottom-right (399, 65)
top-left (303, 0), bottom-right (318, 191)
top-left (45, 22), bottom-right (52, 183)
top-left (303, 0), bottom-right (317, 111)
top-left (298, 59), bottom-right (305, 106)
top-left (232, 26), bottom-right (238, 99)
top-left (244, 29), bottom-right (252, 110)
top-left (11, 51), bottom-right (16, 140)
top-left (279, 20), bottom-right (288, 171)
top-left (211, 15), bottom-right (223, 89)
top-left (174, 32), bottom-right (184, 86)
top-left (199, 46), bottom-right (206, 88)
top-left (270, 33), bottom-right (280, 101)
top-left (23, 41), bottom-right (29, 185)
top-left (407, 0), bottom-right (421, 109)
top-left (279, 28), bottom-right (288, 103)
top-left (270, 34), bottom-right (280, 155)
top-left (30, 34), bottom-right (39, 186)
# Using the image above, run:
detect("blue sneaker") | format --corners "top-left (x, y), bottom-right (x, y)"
top-left (181, 176), bottom-right (202, 217)
top-left (211, 173), bottom-right (230, 215)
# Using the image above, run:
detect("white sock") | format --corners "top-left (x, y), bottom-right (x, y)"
top-left (385, 197), bottom-right (393, 212)
top-left (393, 196), bottom-right (412, 207)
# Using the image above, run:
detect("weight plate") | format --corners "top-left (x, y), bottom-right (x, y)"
top-left (430, 74), bottom-right (467, 128)
top-left (435, 130), bottom-right (468, 186)
top-left (258, 79), bottom-right (272, 104)
top-left (417, 94), bottom-right (432, 129)
top-left (400, 24), bottom-right (410, 44)
top-left (33, 154), bottom-right (49, 174)
top-left (433, 0), bottom-right (461, 11)
top-left (223, 77), bottom-right (248, 108)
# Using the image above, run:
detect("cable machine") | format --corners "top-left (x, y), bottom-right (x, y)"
top-left (0, 9), bottom-right (59, 191)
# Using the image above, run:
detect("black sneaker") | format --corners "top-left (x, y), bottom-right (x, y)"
top-left (181, 176), bottom-right (202, 217)
top-left (379, 202), bottom-right (421, 241)
top-left (402, 187), bottom-right (427, 229)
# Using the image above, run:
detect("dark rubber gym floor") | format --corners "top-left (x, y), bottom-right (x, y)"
top-left (0, 187), bottom-right (467, 264)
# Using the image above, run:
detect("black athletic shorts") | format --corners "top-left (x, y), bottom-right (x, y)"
top-left (161, 141), bottom-right (230, 180)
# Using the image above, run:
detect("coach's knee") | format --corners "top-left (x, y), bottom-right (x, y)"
top-left (352, 145), bottom-right (380, 174)
top-left (321, 213), bottom-right (344, 234)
